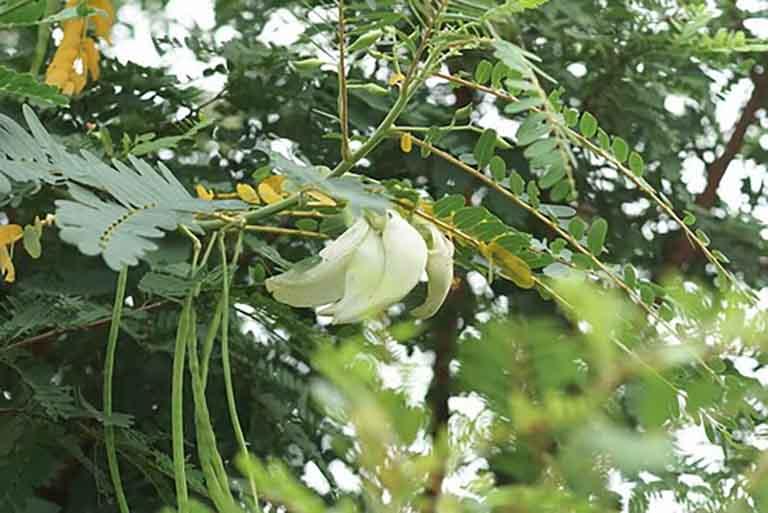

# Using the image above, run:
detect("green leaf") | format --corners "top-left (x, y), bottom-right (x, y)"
top-left (469, 220), bottom-right (508, 242)
top-left (474, 128), bottom-right (497, 168)
top-left (453, 103), bottom-right (472, 121)
top-left (295, 219), bottom-right (318, 231)
top-left (0, 0), bottom-right (43, 26)
top-left (550, 180), bottom-right (571, 202)
top-left (491, 62), bottom-right (509, 89)
top-left (550, 238), bottom-right (567, 254)
top-left (489, 156), bottom-right (506, 181)
top-left (0, 66), bottom-right (68, 106)
top-left (572, 253), bottom-right (593, 270)
top-left (568, 217), bottom-right (587, 239)
top-left (587, 217), bottom-right (607, 255)
top-left (516, 113), bottom-right (549, 145)
top-left (712, 249), bottom-right (730, 263)
top-left (504, 79), bottom-right (536, 93)
top-left (504, 96), bottom-right (544, 114)
top-left (474, 60), bottom-right (493, 84)
top-left (611, 137), bottom-right (629, 163)
top-left (628, 375), bottom-right (679, 428)
top-left (564, 108), bottom-right (579, 127)
top-left (319, 215), bottom-right (347, 235)
top-left (433, 194), bottom-right (466, 218)
top-left (526, 181), bottom-right (540, 208)
top-left (523, 138), bottom-right (558, 160)
top-left (131, 118), bottom-right (212, 156)
top-left (579, 112), bottom-right (598, 138)
top-left (454, 206), bottom-right (490, 231)
top-left (22, 224), bottom-right (41, 259)
top-left (685, 377), bottom-right (722, 414)
top-left (628, 152), bottom-right (644, 176)
top-left (640, 284), bottom-right (655, 304)
top-left (597, 128), bottom-right (610, 150)
top-left (0, 107), bottom-right (219, 270)
top-left (696, 229), bottom-right (711, 246)
top-left (624, 264), bottom-right (637, 287)
top-left (538, 164), bottom-right (565, 189)
top-left (0, 4), bottom-right (96, 28)
top-left (509, 171), bottom-right (525, 195)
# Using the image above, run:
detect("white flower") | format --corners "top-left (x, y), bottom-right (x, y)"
top-left (412, 221), bottom-right (454, 319)
top-left (265, 209), bottom-right (454, 324)
top-left (265, 216), bottom-right (369, 308)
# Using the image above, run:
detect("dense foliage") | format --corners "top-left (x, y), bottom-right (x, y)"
top-left (2, 1), bottom-right (768, 512)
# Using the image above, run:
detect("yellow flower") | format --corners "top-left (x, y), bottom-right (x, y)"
top-left (388, 72), bottom-right (405, 87)
top-left (195, 184), bottom-right (214, 201)
top-left (0, 225), bottom-right (23, 283)
top-left (44, 0), bottom-right (114, 95)
top-left (88, 0), bottom-right (115, 42)
top-left (306, 190), bottom-right (336, 207)
top-left (258, 176), bottom-right (286, 204)
top-left (236, 183), bottom-right (261, 204)
top-left (45, 36), bottom-right (100, 95)
top-left (400, 132), bottom-right (413, 153)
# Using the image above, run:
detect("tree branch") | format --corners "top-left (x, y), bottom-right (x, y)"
top-left (664, 63), bottom-right (768, 269)
top-left (4, 301), bottom-right (169, 353)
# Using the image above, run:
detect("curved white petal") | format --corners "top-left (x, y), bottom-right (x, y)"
top-left (265, 217), bottom-right (369, 307)
top-left (325, 227), bottom-right (386, 324)
top-left (334, 210), bottom-right (427, 323)
top-left (412, 223), bottom-right (454, 319)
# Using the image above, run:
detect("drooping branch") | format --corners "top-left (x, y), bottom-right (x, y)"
top-left (664, 63), bottom-right (768, 270)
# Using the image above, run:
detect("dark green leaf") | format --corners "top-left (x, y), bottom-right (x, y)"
top-left (489, 156), bottom-right (506, 181)
top-left (474, 60), bottom-right (493, 84)
top-left (474, 128), bottom-right (497, 168)
top-left (0, 66), bottom-right (68, 106)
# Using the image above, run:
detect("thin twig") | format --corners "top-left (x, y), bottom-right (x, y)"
top-left (337, 0), bottom-right (351, 161)
top-left (243, 225), bottom-right (328, 239)
top-left (435, 71), bottom-right (742, 294)
top-left (3, 301), bottom-right (168, 352)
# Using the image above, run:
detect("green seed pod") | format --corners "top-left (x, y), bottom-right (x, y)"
top-left (291, 58), bottom-right (325, 71)
top-left (346, 29), bottom-right (383, 53)
top-left (347, 83), bottom-right (390, 96)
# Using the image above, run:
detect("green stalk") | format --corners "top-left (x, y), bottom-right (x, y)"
top-left (200, 297), bottom-right (223, 390)
top-left (104, 267), bottom-right (130, 513)
top-left (171, 294), bottom-right (192, 512)
top-left (197, 87), bottom-right (411, 232)
top-left (218, 235), bottom-right (259, 509)
top-left (186, 305), bottom-right (238, 510)
top-left (29, 0), bottom-right (58, 76)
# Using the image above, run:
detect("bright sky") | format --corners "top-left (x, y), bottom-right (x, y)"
top-left (104, 1), bottom-right (768, 511)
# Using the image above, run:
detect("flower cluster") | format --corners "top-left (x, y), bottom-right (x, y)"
top-left (266, 210), bottom-right (454, 324)
top-left (45, 0), bottom-right (114, 95)
top-left (0, 224), bottom-right (22, 283)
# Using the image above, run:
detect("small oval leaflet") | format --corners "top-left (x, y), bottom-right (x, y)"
top-left (579, 112), bottom-right (598, 138)
top-left (587, 217), bottom-right (608, 255)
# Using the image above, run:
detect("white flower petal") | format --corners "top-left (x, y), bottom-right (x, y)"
top-left (327, 227), bottom-right (386, 324)
top-left (334, 210), bottom-right (427, 323)
top-left (412, 223), bottom-right (454, 319)
top-left (265, 217), bottom-right (369, 307)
